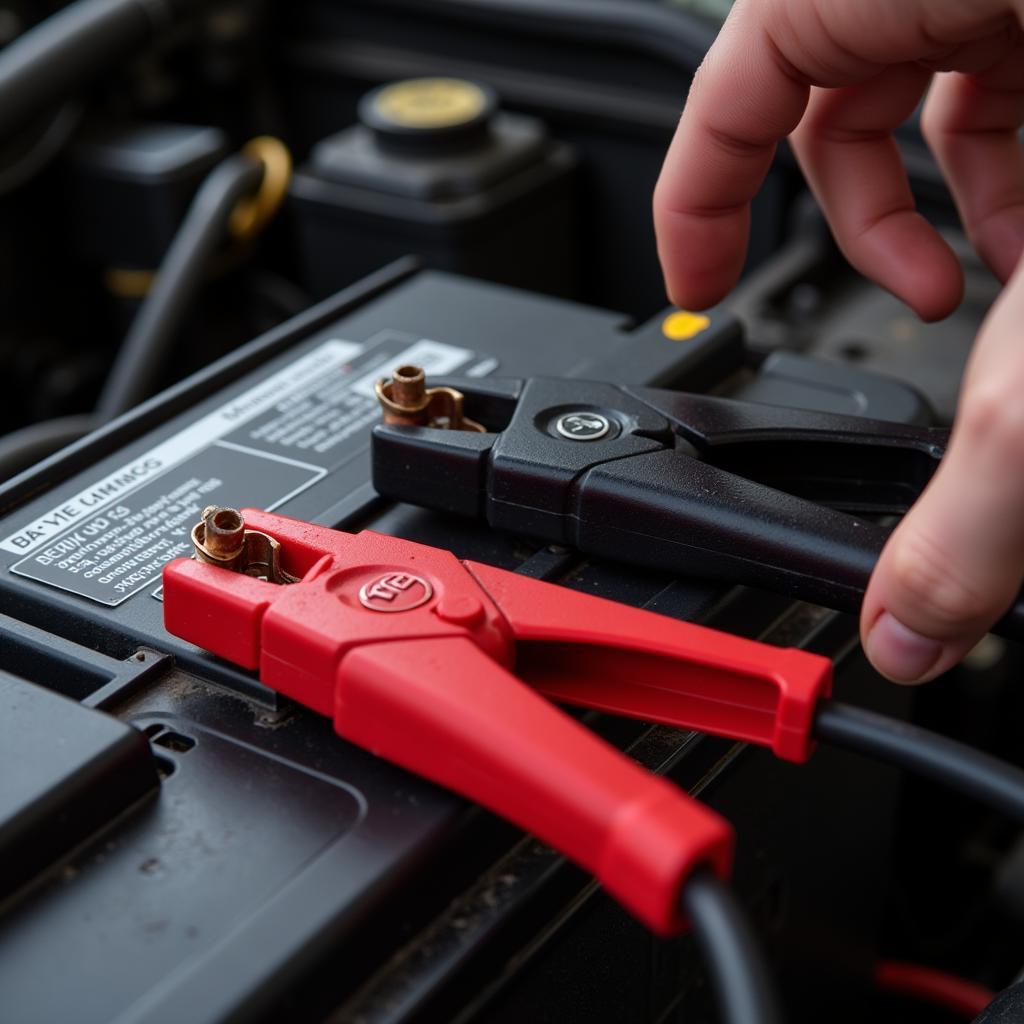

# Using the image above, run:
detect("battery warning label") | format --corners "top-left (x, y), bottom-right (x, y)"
top-left (3, 333), bottom-right (477, 605)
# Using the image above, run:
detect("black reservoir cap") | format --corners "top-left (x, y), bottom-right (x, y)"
top-left (0, 673), bottom-right (158, 901)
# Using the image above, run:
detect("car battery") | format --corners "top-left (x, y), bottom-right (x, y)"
top-left (0, 261), bottom-right (922, 1024)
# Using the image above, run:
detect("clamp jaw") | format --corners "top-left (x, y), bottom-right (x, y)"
top-left (163, 508), bottom-right (833, 934)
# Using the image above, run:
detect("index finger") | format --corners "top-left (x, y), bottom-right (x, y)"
top-left (653, 8), bottom-right (812, 308)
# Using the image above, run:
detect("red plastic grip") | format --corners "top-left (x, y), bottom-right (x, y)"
top-left (467, 561), bottom-right (832, 763)
top-left (337, 636), bottom-right (733, 936)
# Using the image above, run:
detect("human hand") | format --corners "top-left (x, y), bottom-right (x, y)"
top-left (654, 0), bottom-right (1024, 682)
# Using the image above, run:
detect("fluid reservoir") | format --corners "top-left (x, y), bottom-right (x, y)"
top-left (289, 77), bottom-right (578, 298)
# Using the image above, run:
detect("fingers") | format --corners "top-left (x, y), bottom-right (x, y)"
top-left (654, 0), bottom-right (1021, 310)
top-left (654, 6), bottom-right (810, 308)
top-left (789, 64), bottom-right (964, 321)
top-left (861, 261), bottom-right (1024, 683)
top-left (922, 46), bottom-right (1024, 284)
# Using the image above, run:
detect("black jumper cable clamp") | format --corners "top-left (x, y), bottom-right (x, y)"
top-left (371, 369), bottom-right (1024, 640)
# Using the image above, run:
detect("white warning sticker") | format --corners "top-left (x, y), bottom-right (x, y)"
top-left (3, 332), bottom-right (478, 605)
top-left (1, 340), bottom-right (363, 556)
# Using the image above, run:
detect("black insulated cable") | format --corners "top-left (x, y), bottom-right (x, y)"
top-left (0, 0), bottom-right (200, 140)
top-left (95, 152), bottom-right (264, 420)
top-left (815, 701), bottom-right (1024, 824)
top-left (681, 867), bottom-right (783, 1024)
top-left (0, 150), bottom-right (265, 478)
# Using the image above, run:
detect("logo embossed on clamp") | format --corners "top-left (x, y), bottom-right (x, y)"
top-left (358, 572), bottom-right (433, 612)
top-left (554, 411), bottom-right (611, 442)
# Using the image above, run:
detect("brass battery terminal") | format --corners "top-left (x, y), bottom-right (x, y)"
top-left (375, 364), bottom-right (485, 431)
top-left (191, 506), bottom-right (298, 585)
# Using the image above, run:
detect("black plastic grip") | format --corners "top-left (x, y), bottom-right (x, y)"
top-left (576, 449), bottom-right (1024, 643)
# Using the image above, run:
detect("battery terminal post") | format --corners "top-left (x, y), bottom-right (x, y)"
top-left (191, 505), bottom-right (298, 585)
top-left (375, 364), bottom-right (484, 431)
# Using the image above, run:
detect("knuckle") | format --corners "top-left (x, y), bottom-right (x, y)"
top-left (703, 121), bottom-right (770, 160)
top-left (886, 529), bottom-right (992, 634)
top-left (652, 179), bottom-right (670, 221)
top-left (958, 384), bottom-right (1024, 454)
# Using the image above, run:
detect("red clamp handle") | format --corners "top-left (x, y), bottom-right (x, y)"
top-left (337, 636), bottom-right (732, 936)
top-left (162, 511), bottom-right (733, 933)
top-left (162, 508), bottom-right (834, 933)
top-left (467, 562), bottom-right (832, 763)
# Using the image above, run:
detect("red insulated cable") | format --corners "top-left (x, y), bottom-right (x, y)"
top-left (875, 960), bottom-right (996, 1019)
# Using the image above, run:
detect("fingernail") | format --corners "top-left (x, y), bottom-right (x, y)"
top-left (865, 612), bottom-right (944, 683)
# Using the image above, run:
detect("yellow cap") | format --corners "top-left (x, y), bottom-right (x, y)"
top-left (372, 78), bottom-right (489, 130)
top-left (662, 311), bottom-right (711, 341)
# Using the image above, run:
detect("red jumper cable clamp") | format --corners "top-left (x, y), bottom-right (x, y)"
top-left (163, 506), bottom-right (833, 936)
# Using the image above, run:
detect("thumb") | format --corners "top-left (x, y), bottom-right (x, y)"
top-left (862, 260), bottom-right (1024, 683)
